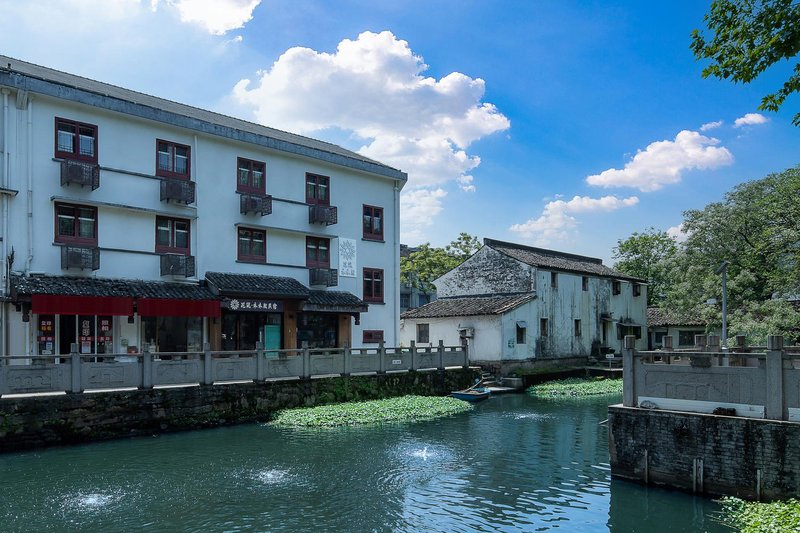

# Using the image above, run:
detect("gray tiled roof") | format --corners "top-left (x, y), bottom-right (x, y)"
top-left (401, 293), bottom-right (535, 319)
top-left (647, 307), bottom-right (706, 327)
top-left (484, 238), bottom-right (644, 281)
top-left (205, 272), bottom-right (309, 298)
top-left (11, 275), bottom-right (215, 300)
top-left (303, 290), bottom-right (368, 313)
top-left (0, 55), bottom-right (406, 181)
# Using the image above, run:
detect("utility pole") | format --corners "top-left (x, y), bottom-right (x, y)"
top-left (715, 261), bottom-right (729, 349)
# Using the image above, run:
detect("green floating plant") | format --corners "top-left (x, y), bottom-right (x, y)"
top-left (527, 377), bottom-right (623, 398)
top-left (270, 395), bottom-right (473, 428)
top-left (717, 497), bottom-right (800, 533)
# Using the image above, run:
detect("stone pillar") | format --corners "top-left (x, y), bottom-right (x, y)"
top-left (463, 342), bottom-right (469, 369)
top-left (708, 335), bottom-right (725, 367)
top-left (765, 335), bottom-right (785, 420)
top-left (623, 335), bottom-right (636, 407)
top-left (70, 342), bottom-right (81, 393)
top-left (663, 335), bottom-right (673, 364)
top-left (256, 341), bottom-right (265, 381)
top-left (302, 347), bottom-right (310, 379)
top-left (694, 334), bottom-right (707, 351)
top-left (142, 344), bottom-right (153, 389)
top-left (410, 340), bottom-right (416, 371)
top-left (692, 335), bottom-right (711, 368)
top-left (203, 342), bottom-right (213, 385)
top-left (343, 346), bottom-right (351, 376)
top-left (378, 340), bottom-right (386, 374)
top-left (438, 340), bottom-right (445, 370)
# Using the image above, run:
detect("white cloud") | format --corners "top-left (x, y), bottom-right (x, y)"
top-left (400, 189), bottom-right (448, 243)
top-left (585, 130), bottom-right (734, 192)
top-left (510, 195), bottom-right (639, 245)
top-left (164, 0), bottom-right (261, 35)
top-left (231, 30), bottom-right (510, 198)
top-left (734, 113), bottom-right (769, 128)
top-left (666, 223), bottom-right (689, 243)
top-left (700, 120), bottom-right (723, 131)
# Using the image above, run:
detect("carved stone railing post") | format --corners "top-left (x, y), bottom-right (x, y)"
top-left (707, 335), bottom-right (724, 366)
top-left (70, 342), bottom-right (81, 393)
top-left (623, 335), bottom-right (636, 407)
top-left (410, 341), bottom-right (417, 371)
top-left (256, 341), bottom-right (265, 381)
top-left (694, 334), bottom-right (707, 351)
top-left (203, 342), bottom-right (213, 385)
top-left (438, 340), bottom-right (445, 370)
top-left (343, 346), bottom-right (351, 376)
top-left (463, 342), bottom-right (469, 369)
top-left (378, 341), bottom-right (386, 374)
top-left (302, 347), bottom-right (310, 379)
top-left (663, 335), bottom-right (673, 364)
top-left (765, 335), bottom-right (785, 420)
top-left (142, 345), bottom-right (153, 389)
top-left (692, 335), bottom-right (710, 368)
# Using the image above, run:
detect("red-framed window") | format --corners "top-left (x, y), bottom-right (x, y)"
top-left (155, 216), bottom-right (190, 254)
top-left (55, 118), bottom-right (98, 163)
top-left (363, 205), bottom-right (384, 241)
top-left (306, 173), bottom-right (330, 205)
top-left (55, 203), bottom-right (97, 245)
top-left (237, 157), bottom-right (266, 194)
top-left (238, 227), bottom-right (266, 263)
top-left (306, 237), bottom-right (330, 268)
top-left (363, 330), bottom-right (384, 344)
top-left (156, 139), bottom-right (190, 179)
top-left (363, 268), bottom-right (384, 303)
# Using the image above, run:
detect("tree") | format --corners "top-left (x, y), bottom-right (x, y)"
top-left (690, 0), bottom-right (800, 125)
top-left (612, 228), bottom-right (679, 306)
top-left (400, 233), bottom-right (481, 294)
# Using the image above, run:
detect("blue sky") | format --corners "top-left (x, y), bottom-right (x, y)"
top-left (1, 0), bottom-right (796, 264)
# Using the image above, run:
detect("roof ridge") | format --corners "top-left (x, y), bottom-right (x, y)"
top-left (483, 238), bottom-right (604, 265)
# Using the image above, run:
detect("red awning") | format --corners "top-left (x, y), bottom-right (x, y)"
top-left (31, 294), bottom-right (133, 316)
top-left (137, 298), bottom-right (220, 318)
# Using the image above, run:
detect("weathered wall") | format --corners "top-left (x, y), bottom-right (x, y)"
top-left (435, 247), bottom-right (533, 297)
top-left (0, 369), bottom-right (476, 453)
top-left (609, 405), bottom-right (800, 500)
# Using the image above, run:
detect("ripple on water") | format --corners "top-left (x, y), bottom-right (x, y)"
top-left (250, 468), bottom-right (294, 486)
top-left (506, 411), bottom-right (553, 421)
top-left (57, 488), bottom-right (126, 514)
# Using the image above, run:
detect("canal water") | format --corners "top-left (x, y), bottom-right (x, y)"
top-left (0, 393), bottom-right (731, 532)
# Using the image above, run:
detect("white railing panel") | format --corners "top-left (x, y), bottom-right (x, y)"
top-left (265, 355), bottom-right (303, 379)
top-left (81, 361), bottom-right (142, 390)
top-left (310, 353), bottom-right (345, 376)
top-left (212, 356), bottom-right (256, 382)
top-left (152, 359), bottom-right (202, 386)
top-left (1, 363), bottom-right (71, 395)
top-left (350, 352), bottom-right (378, 373)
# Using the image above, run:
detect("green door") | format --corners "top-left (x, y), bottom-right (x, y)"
top-left (264, 324), bottom-right (281, 357)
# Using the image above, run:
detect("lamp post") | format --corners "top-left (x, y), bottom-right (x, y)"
top-left (714, 261), bottom-right (730, 349)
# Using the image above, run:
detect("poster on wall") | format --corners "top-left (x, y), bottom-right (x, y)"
top-left (338, 238), bottom-right (357, 278)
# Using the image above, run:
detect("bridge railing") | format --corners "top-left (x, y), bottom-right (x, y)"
top-left (622, 333), bottom-right (800, 421)
top-left (0, 340), bottom-right (469, 396)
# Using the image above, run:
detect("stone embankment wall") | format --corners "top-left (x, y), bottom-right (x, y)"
top-left (609, 405), bottom-right (800, 501)
top-left (0, 369), bottom-right (476, 453)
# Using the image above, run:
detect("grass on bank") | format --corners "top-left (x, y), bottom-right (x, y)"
top-left (718, 497), bottom-right (800, 532)
top-left (269, 395), bottom-right (473, 428)
top-left (527, 377), bottom-right (623, 398)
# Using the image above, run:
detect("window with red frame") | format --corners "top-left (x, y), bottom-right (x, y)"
top-left (362, 330), bottom-right (384, 344)
top-left (363, 268), bottom-right (384, 303)
top-left (155, 217), bottom-right (190, 254)
top-left (55, 118), bottom-right (98, 163)
top-left (363, 205), bottom-right (384, 241)
top-left (156, 140), bottom-right (190, 179)
top-left (237, 158), bottom-right (266, 194)
top-left (238, 227), bottom-right (266, 263)
top-left (305, 173), bottom-right (330, 205)
top-left (306, 237), bottom-right (330, 268)
top-left (55, 203), bottom-right (97, 245)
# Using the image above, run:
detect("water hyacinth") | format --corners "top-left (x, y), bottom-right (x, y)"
top-left (527, 377), bottom-right (623, 398)
top-left (718, 497), bottom-right (800, 532)
top-left (270, 395), bottom-right (473, 428)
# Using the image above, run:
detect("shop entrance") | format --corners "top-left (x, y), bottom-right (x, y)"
top-left (221, 311), bottom-right (282, 351)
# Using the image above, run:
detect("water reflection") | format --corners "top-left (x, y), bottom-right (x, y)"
top-left (0, 393), bottom-right (731, 532)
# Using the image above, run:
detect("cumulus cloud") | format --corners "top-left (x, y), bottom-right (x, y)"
top-left (510, 195), bottom-right (639, 245)
top-left (585, 130), bottom-right (733, 192)
top-left (700, 120), bottom-right (723, 131)
top-left (666, 223), bottom-right (689, 243)
top-left (400, 189), bottom-right (448, 243)
top-left (162, 0), bottom-right (260, 35)
top-left (231, 31), bottom-right (510, 233)
top-left (733, 113), bottom-right (769, 128)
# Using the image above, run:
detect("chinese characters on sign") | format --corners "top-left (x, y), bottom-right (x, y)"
top-left (339, 238), bottom-right (357, 278)
top-left (226, 299), bottom-right (284, 312)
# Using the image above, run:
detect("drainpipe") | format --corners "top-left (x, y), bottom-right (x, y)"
top-left (193, 134), bottom-right (199, 279)
top-left (393, 183), bottom-right (400, 345)
top-left (25, 96), bottom-right (32, 273)
top-left (1, 89), bottom-right (8, 356)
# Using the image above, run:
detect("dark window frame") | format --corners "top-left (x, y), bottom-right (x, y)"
top-left (55, 117), bottom-right (98, 163)
top-left (155, 216), bottom-right (191, 255)
top-left (305, 173), bottom-right (330, 205)
top-left (54, 202), bottom-right (98, 246)
top-left (362, 330), bottom-right (384, 344)
top-left (237, 227), bottom-right (266, 264)
top-left (612, 280), bottom-right (621, 295)
top-left (156, 139), bottom-right (191, 180)
top-left (362, 204), bottom-right (384, 241)
top-left (236, 157), bottom-right (266, 194)
top-left (574, 319), bottom-right (582, 337)
top-left (417, 323), bottom-right (430, 344)
top-left (516, 324), bottom-right (526, 344)
top-left (306, 236), bottom-right (330, 268)
top-left (540, 318), bottom-right (549, 337)
top-left (582, 276), bottom-right (589, 291)
top-left (633, 283), bottom-right (642, 297)
top-left (550, 272), bottom-right (558, 288)
top-left (363, 267), bottom-right (384, 303)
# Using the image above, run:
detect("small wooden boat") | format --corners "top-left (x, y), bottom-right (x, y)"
top-left (451, 387), bottom-right (490, 402)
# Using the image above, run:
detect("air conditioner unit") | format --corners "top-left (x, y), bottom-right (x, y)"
top-left (160, 178), bottom-right (196, 204)
top-left (308, 205), bottom-right (338, 225)
top-left (160, 254), bottom-right (196, 277)
top-left (309, 268), bottom-right (338, 287)
top-left (60, 160), bottom-right (100, 190)
top-left (459, 327), bottom-right (474, 338)
top-left (61, 246), bottom-right (100, 270)
top-left (240, 193), bottom-right (272, 216)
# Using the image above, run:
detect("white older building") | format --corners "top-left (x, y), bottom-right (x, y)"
top-left (0, 56), bottom-right (406, 357)
top-left (399, 239), bottom-right (647, 367)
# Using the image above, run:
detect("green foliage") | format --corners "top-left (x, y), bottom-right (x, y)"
top-left (400, 233), bottom-right (481, 293)
top-left (269, 395), bottom-right (472, 427)
top-left (729, 299), bottom-right (800, 345)
top-left (691, 0), bottom-right (800, 126)
top-left (612, 228), bottom-right (678, 306)
top-left (718, 497), bottom-right (800, 532)
top-left (527, 378), bottom-right (623, 398)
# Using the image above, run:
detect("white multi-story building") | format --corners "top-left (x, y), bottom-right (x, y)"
top-left (0, 56), bottom-right (406, 357)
